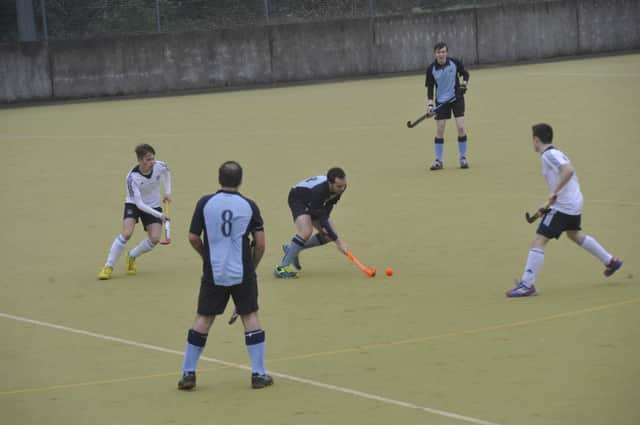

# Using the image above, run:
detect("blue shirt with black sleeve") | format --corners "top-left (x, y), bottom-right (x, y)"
top-left (290, 175), bottom-right (343, 222)
top-left (425, 57), bottom-right (469, 103)
top-left (189, 190), bottom-right (264, 286)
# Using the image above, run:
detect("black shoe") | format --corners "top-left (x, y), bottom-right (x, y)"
top-left (429, 159), bottom-right (443, 171)
top-left (251, 373), bottom-right (274, 389)
top-left (178, 372), bottom-right (196, 390)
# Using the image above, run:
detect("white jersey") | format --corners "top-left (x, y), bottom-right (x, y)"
top-left (540, 147), bottom-right (583, 215)
top-left (125, 160), bottom-right (171, 218)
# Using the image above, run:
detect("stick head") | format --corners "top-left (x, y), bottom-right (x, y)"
top-left (367, 267), bottom-right (376, 277)
top-left (525, 212), bottom-right (537, 223)
top-left (159, 238), bottom-right (171, 245)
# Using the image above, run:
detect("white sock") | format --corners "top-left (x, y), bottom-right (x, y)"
top-left (129, 239), bottom-right (155, 258)
top-left (521, 248), bottom-right (544, 288)
top-left (580, 235), bottom-right (613, 265)
top-left (106, 235), bottom-right (127, 267)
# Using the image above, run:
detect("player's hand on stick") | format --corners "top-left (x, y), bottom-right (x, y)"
top-left (525, 198), bottom-right (553, 224)
top-left (537, 195), bottom-right (555, 215)
top-left (426, 103), bottom-right (434, 116)
top-left (537, 206), bottom-right (550, 216)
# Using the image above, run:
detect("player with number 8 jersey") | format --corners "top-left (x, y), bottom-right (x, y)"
top-left (190, 184), bottom-right (263, 287)
top-left (178, 161), bottom-right (272, 391)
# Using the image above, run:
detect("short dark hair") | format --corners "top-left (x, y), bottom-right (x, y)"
top-left (434, 42), bottom-right (447, 52)
top-left (135, 143), bottom-right (155, 159)
top-left (219, 161), bottom-right (243, 187)
top-left (326, 167), bottom-right (346, 183)
top-left (532, 123), bottom-right (553, 144)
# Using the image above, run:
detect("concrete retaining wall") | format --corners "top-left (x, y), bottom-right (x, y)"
top-left (50, 28), bottom-right (272, 98)
top-left (269, 19), bottom-right (372, 82)
top-left (477, 1), bottom-right (578, 63)
top-left (1, 0), bottom-right (638, 103)
top-left (372, 10), bottom-right (477, 73)
top-left (578, 0), bottom-right (640, 53)
top-left (1, 43), bottom-right (51, 102)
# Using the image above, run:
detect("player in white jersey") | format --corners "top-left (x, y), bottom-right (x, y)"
top-left (506, 124), bottom-right (623, 297)
top-left (98, 144), bottom-right (172, 280)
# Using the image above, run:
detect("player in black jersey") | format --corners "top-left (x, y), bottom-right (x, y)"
top-left (274, 167), bottom-right (348, 279)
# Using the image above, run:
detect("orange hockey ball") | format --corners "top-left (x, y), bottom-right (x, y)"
top-left (385, 267), bottom-right (393, 277)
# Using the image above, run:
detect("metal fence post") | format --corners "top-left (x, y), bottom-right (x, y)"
top-left (40, 0), bottom-right (48, 41)
top-left (263, 0), bottom-right (269, 23)
top-left (155, 0), bottom-right (161, 32)
top-left (16, 0), bottom-right (38, 41)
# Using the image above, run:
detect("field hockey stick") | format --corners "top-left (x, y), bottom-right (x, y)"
top-left (345, 251), bottom-right (376, 277)
top-left (228, 309), bottom-right (239, 325)
top-left (525, 199), bottom-right (553, 224)
top-left (406, 97), bottom-right (456, 128)
top-left (160, 200), bottom-right (172, 245)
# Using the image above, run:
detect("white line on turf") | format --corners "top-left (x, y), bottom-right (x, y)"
top-left (524, 72), bottom-right (640, 78)
top-left (0, 125), bottom-right (390, 140)
top-left (0, 311), bottom-right (501, 425)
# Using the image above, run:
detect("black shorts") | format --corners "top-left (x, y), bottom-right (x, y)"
top-left (123, 203), bottom-right (163, 230)
top-left (288, 189), bottom-right (311, 221)
top-left (536, 209), bottom-right (582, 239)
top-left (196, 278), bottom-right (259, 316)
top-left (435, 97), bottom-right (465, 120)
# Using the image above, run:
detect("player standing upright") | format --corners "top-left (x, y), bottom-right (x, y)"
top-left (274, 167), bottom-right (349, 279)
top-left (425, 41), bottom-right (470, 170)
top-left (506, 123), bottom-right (623, 297)
top-left (97, 144), bottom-right (171, 280)
top-left (178, 161), bottom-right (272, 390)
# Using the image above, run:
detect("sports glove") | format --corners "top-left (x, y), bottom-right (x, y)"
top-left (456, 82), bottom-right (467, 97)
top-left (319, 217), bottom-right (338, 241)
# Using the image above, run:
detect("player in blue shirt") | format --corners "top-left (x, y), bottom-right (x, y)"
top-left (178, 161), bottom-right (272, 390)
top-left (425, 42), bottom-right (470, 170)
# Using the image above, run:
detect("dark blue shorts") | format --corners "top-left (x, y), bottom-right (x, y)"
top-left (288, 189), bottom-right (312, 220)
top-left (197, 277), bottom-right (258, 316)
top-left (435, 96), bottom-right (465, 120)
top-left (123, 203), bottom-right (163, 230)
top-left (536, 209), bottom-right (582, 239)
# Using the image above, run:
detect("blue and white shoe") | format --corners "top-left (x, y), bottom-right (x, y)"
top-left (604, 257), bottom-right (623, 277)
top-left (282, 244), bottom-right (302, 270)
top-left (506, 281), bottom-right (537, 298)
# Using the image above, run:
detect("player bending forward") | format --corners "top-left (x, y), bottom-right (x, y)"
top-left (98, 144), bottom-right (171, 280)
top-left (274, 167), bottom-right (349, 278)
top-left (506, 124), bottom-right (623, 297)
